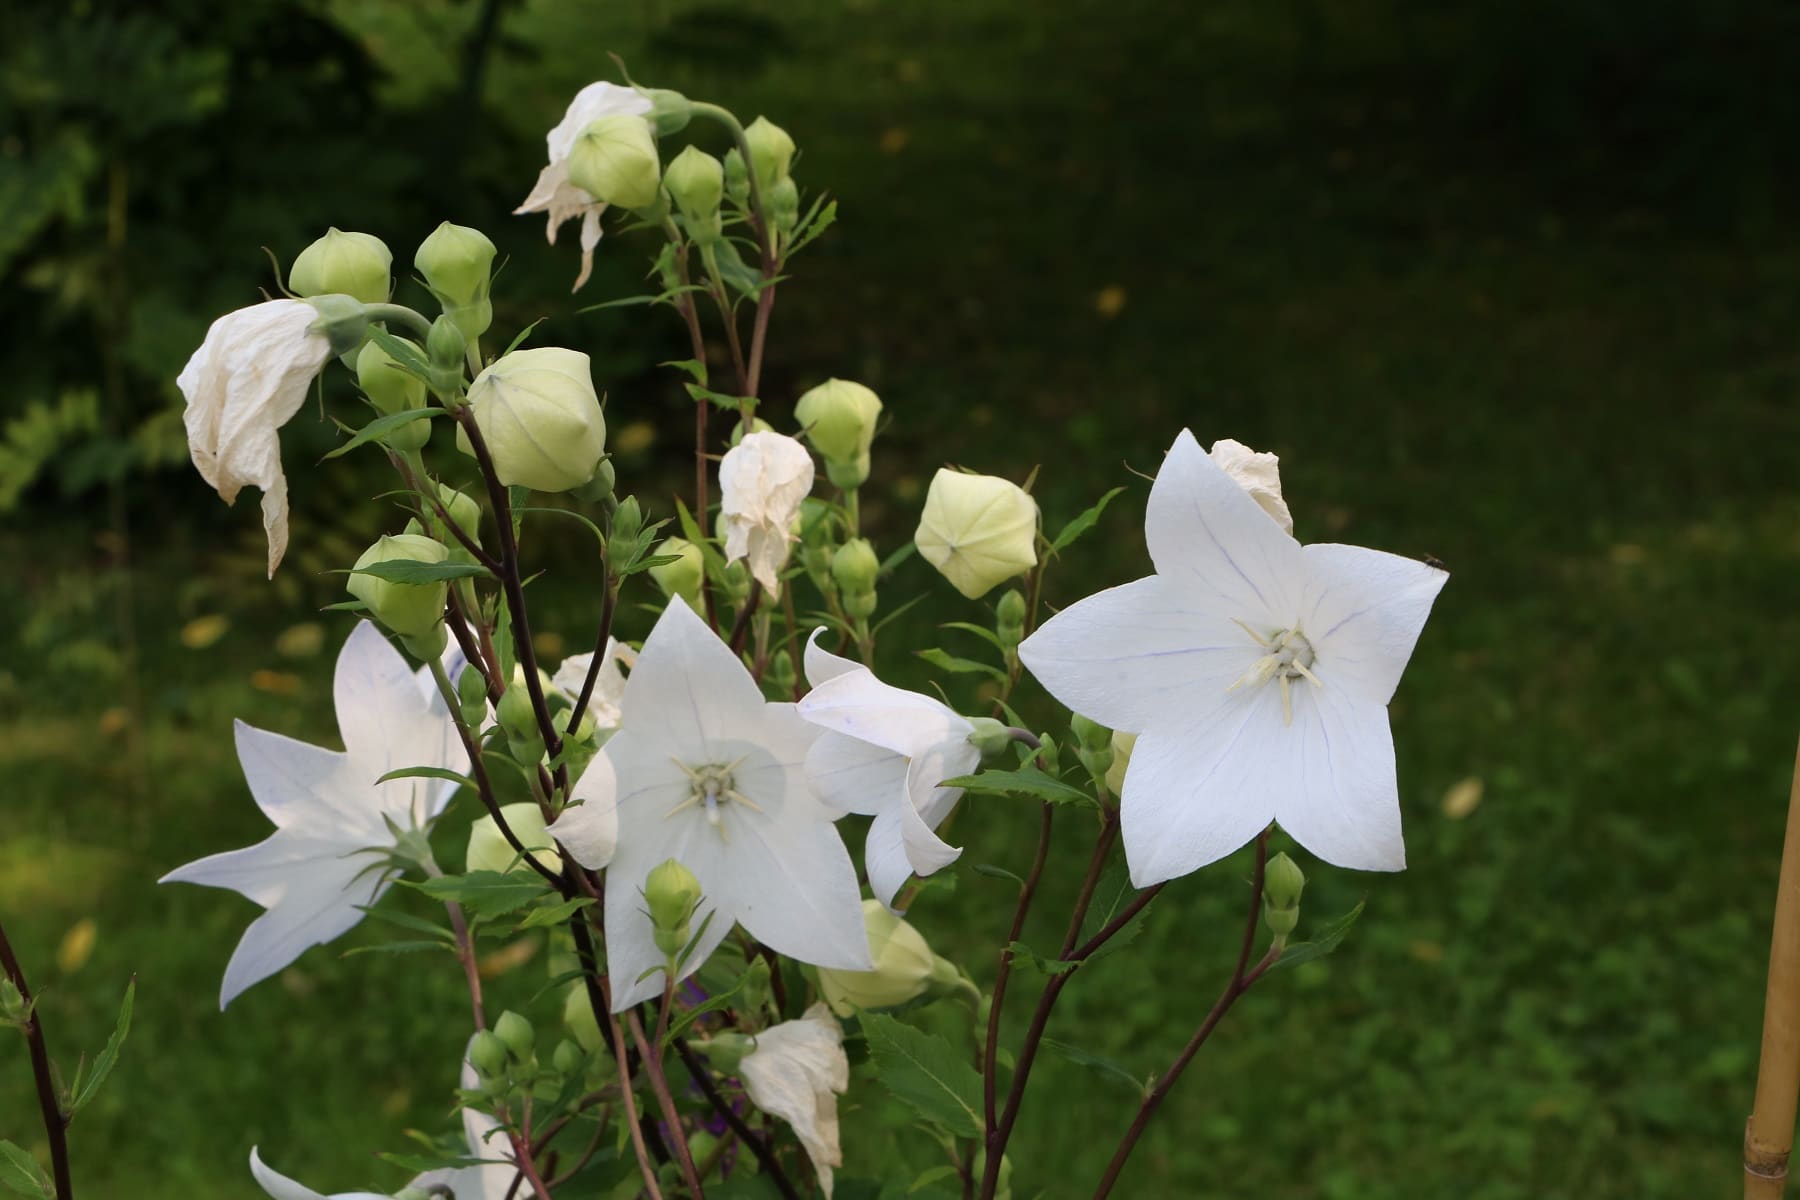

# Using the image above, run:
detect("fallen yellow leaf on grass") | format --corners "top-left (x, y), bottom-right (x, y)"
top-left (97, 707), bottom-right (130, 737)
top-left (57, 917), bottom-right (96, 973)
top-left (478, 937), bottom-right (539, 978)
top-left (251, 670), bottom-right (303, 696)
top-left (880, 127), bottom-right (910, 155)
top-left (180, 614), bottom-right (229, 649)
top-left (1094, 285), bottom-right (1128, 319)
top-left (275, 622), bottom-right (326, 658)
top-left (1441, 776), bottom-right (1483, 820)
top-left (613, 420), bottom-right (656, 455)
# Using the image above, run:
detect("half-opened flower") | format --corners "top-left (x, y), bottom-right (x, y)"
top-left (1208, 437), bottom-right (1293, 534)
top-left (558, 599), bottom-right (869, 1009)
top-left (739, 1003), bottom-right (849, 1199)
top-left (179, 299), bottom-right (335, 577)
top-left (550, 637), bottom-right (635, 731)
top-left (720, 430), bottom-right (814, 594)
top-left (515, 81), bottom-right (654, 290)
top-left (162, 622), bottom-right (467, 1007)
top-left (797, 633), bottom-right (979, 909)
top-left (1018, 430), bottom-right (1446, 885)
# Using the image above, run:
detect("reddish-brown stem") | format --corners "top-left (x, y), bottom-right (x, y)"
top-left (504, 1131), bottom-right (554, 1200)
top-left (444, 898), bottom-right (485, 1030)
top-left (572, 920), bottom-right (663, 1200)
top-left (665, 223), bottom-right (721, 634)
top-left (674, 1037), bottom-right (802, 1200)
top-left (1089, 829), bottom-right (1278, 1198)
top-left (0, 917), bottom-right (71, 1200)
top-left (390, 449), bottom-right (500, 572)
top-left (744, 284), bottom-right (777, 403)
top-left (728, 584), bottom-right (762, 656)
top-left (983, 803), bottom-right (1054, 1134)
top-left (628, 1007), bottom-right (705, 1197)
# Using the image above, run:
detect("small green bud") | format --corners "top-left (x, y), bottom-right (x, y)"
top-left (996, 588), bottom-right (1027, 651)
top-left (0, 976), bottom-right (24, 1024)
top-left (466, 802), bottom-right (562, 877)
top-left (739, 957), bottom-right (774, 1018)
top-left (665, 145), bottom-right (724, 243)
top-left (494, 1010), bottom-right (536, 1061)
top-left (795, 378), bottom-right (881, 489)
top-left (426, 314), bottom-right (467, 401)
top-left (552, 1038), bottom-right (586, 1076)
top-left (354, 338), bottom-right (430, 451)
top-left (692, 1031), bottom-right (752, 1075)
top-left (648, 537), bottom-right (704, 606)
top-left (723, 148), bottom-right (750, 206)
top-left (456, 348), bottom-right (607, 492)
top-left (818, 900), bottom-right (938, 1016)
top-left (1262, 852), bottom-right (1305, 947)
top-left (1070, 713), bottom-right (1111, 752)
top-left (415, 221), bottom-right (497, 341)
top-left (302, 293), bottom-right (372, 358)
top-left (831, 538), bottom-right (880, 596)
top-left (964, 717), bottom-right (1013, 760)
top-left (347, 533), bottom-right (449, 639)
top-left (469, 1029), bottom-right (510, 1079)
top-left (743, 116), bottom-right (795, 191)
top-left (1105, 730), bottom-right (1135, 795)
top-left (457, 662), bottom-right (488, 708)
top-left (434, 482), bottom-right (482, 546)
top-left (607, 495), bottom-right (644, 566)
top-left (769, 176), bottom-right (800, 237)
top-left (289, 228), bottom-right (391, 305)
top-left (766, 648), bottom-right (796, 697)
top-left (644, 858), bottom-right (704, 959)
top-left (642, 87), bottom-right (693, 136)
top-left (495, 684), bottom-right (542, 764)
top-left (568, 115), bottom-right (661, 211)
top-left (563, 984), bottom-right (605, 1054)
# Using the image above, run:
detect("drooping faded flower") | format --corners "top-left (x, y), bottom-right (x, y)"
top-left (719, 430), bottom-right (814, 594)
top-left (1207, 437), bottom-right (1293, 534)
top-left (514, 81), bottom-right (655, 290)
top-left (739, 1003), bottom-right (850, 1198)
top-left (557, 599), bottom-right (869, 1009)
top-left (1018, 430), bottom-right (1446, 885)
top-left (162, 622), bottom-right (467, 1007)
top-left (913, 468), bottom-right (1039, 599)
top-left (178, 299), bottom-right (335, 577)
top-left (797, 632), bottom-right (979, 909)
top-left (549, 637), bottom-right (635, 732)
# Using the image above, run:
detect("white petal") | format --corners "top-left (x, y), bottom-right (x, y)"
top-left (805, 731), bottom-right (907, 817)
top-left (249, 1148), bottom-right (389, 1200)
top-left (217, 854), bottom-right (385, 1008)
top-left (862, 810), bottom-right (915, 912)
top-left (802, 627), bottom-right (860, 687)
top-left (604, 858), bottom-right (735, 1011)
top-left (1018, 575), bottom-right (1261, 734)
top-left (1117, 686), bottom-right (1284, 887)
top-left (617, 599), bottom-right (765, 756)
top-left (900, 742), bottom-right (978, 875)
top-left (713, 814), bottom-right (871, 972)
top-left (1272, 683), bottom-right (1405, 871)
top-left (232, 720), bottom-right (361, 832)
top-left (797, 667), bottom-right (970, 758)
top-left (549, 753), bottom-right (619, 870)
top-left (1300, 543), bottom-right (1448, 706)
top-left (160, 827), bottom-right (349, 907)
top-left (1146, 429), bottom-right (1304, 629)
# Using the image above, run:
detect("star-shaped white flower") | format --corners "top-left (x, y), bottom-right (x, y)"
top-left (550, 637), bottom-right (635, 732)
top-left (739, 1003), bottom-right (850, 1199)
top-left (162, 621), bottom-right (468, 1007)
top-left (514, 81), bottom-right (654, 290)
top-left (719, 431), bottom-right (814, 594)
top-left (1018, 430), bottom-right (1446, 886)
top-left (797, 632), bottom-right (980, 910)
top-left (178, 299), bottom-right (335, 576)
top-left (561, 599), bottom-right (870, 1010)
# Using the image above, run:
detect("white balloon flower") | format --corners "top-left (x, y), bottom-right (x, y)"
top-left (1018, 429), bottom-right (1446, 886)
top-left (514, 81), bottom-right (654, 290)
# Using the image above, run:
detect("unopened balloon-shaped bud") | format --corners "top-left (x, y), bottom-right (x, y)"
top-left (819, 900), bottom-right (939, 1016)
top-left (563, 984), bottom-right (605, 1054)
top-left (434, 481), bottom-right (481, 545)
top-left (456, 348), bottom-right (606, 492)
top-left (692, 1031), bottom-right (753, 1075)
top-left (965, 717), bottom-right (1014, 760)
top-left (832, 537), bottom-right (879, 597)
top-left (995, 588), bottom-right (1027, 650)
top-left (289, 228), bottom-right (391, 305)
top-left (644, 858), bottom-right (704, 959)
top-left (1105, 730), bottom-right (1136, 796)
top-left (1071, 713), bottom-right (1114, 785)
top-left (723, 147), bottom-right (750, 205)
top-left (795, 378), bottom-right (881, 489)
top-left (769, 176), bottom-right (800, 238)
top-left (456, 661), bottom-right (488, 724)
top-left (354, 338), bottom-right (430, 451)
top-left (415, 221), bottom-right (497, 341)
top-left (743, 116), bottom-right (795, 191)
top-left (467, 802), bottom-right (562, 877)
top-left (1262, 852), bottom-right (1306, 947)
top-left (641, 87), bottom-right (693, 136)
top-left (348, 533), bottom-right (449, 640)
top-left (469, 1029), bottom-right (511, 1080)
top-left (665, 145), bottom-right (725, 243)
top-left (648, 536), bottom-right (704, 606)
top-left (607, 495), bottom-right (644, 564)
top-left (496, 683), bottom-right (544, 763)
top-left (551, 1038), bottom-right (586, 1076)
top-left (914, 469), bottom-right (1039, 599)
top-left (568, 114), bottom-right (661, 211)
top-left (494, 1010), bottom-right (536, 1061)
top-left (426, 314), bottom-right (467, 400)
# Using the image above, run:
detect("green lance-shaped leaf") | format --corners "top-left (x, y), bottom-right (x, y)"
top-left (1267, 900), bottom-right (1366, 972)
top-left (0, 1140), bottom-right (51, 1198)
top-left (411, 870), bottom-right (551, 918)
top-left (938, 765), bottom-right (1093, 808)
top-left (68, 977), bottom-right (135, 1114)
top-left (322, 407), bottom-right (444, 460)
top-left (859, 1011), bottom-right (983, 1138)
top-left (348, 558), bottom-right (490, 584)
top-left (1049, 485), bottom-right (1127, 554)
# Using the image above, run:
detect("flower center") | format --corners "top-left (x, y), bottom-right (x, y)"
top-left (1228, 621), bottom-right (1321, 725)
top-left (666, 758), bottom-right (762, 842)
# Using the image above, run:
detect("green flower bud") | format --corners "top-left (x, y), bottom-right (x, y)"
top-left (769, 176), bottom-right (800, 237)
top-left (995, 587), bottom-right (1027, 650)
top-left (795, 378), bottom-right (881, 489)
top-left (743, 116), bottom-right (795, 191)
top-left (1071, 713), bottom-right (1112, 753)
top-left (552, 1038), bottom-right (586, 1076)
top-left (665, 145), bottom-right (725, 243)
top-left (965, 717), bottom-right (1014, 760)
top-left (644, 858), bottom-right (704, 959)
top-left (0, 976), bottom-right (24, 1024)
top-left (467, 802), bottom-right (563, 877)
top-left (302, 293), bottom-right (373, 357)
top-left (1262, 852), bottom-right (1305, 947)
top-left (914, 469), bottom-right (1040, 600)
top-left (729, 415), bottom-right (773, 447)
top-left (426, 314), bottom-right (467, 401)
top-left (648, 537), bottom-right (704, 606)
top-left (495, 683), bottom-right (544, 763)
top-left (494, 1010), bottom-right (536, 1061)
top-left (820, 900), bottom-right (949, 1017)
top-left (415, 221), bottom-right (497, 341)
top-left (831, 538), bottom-right (880, 597)
top-left (289, 228), bottom-right (391, 305)
top-left (723, 148), bottom-right (750, 206)
top-left (456, 661), bottom-right (488, 717)
top-left (354, 338), bottom-right (430, 451)
top-left (563, 983), bottom-right (605, 1054)
top-left (739, 957), bottom-right (773, 1019)
top-left (642, 87), bottom-right (693, 136)
top-left (607, 495), bottom-right (644, 566)
top-left (692, 1031), bottom-right (752, 1075)
top-left (469, 1029), bottom-right (510, 1079)
top-left (1104, 730), bottom-right (1135, 795)
top-left (766, 648), bottom-right (796, 697)
top-left (434, 482), bottom-right (481, 546)
top-left (567, 115), bottom-right (661, 211)
top-left (456, 348), bottom-right (606, 492)
top-left (347, 533), bottom-right (449, 639)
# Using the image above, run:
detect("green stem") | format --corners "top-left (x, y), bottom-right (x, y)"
top-left (361, 303), bottom-right (434, 340)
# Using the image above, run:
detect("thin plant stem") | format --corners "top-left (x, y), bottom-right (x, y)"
top-left (505, 1131), bottom-right (554, 1200)
top-left (0, 916), bottom-right (72, 1200)
top-left (674, 1037), bottom-right (802, 1200)
top-left (563, 570), bottom-right (619, 739)
top-left (1745, 736), bottom-right (1800, 1198)
top-left (627, 1007), bottom-right (706, 1197)
top-left (1089, 829), bottom-right (1279, 1199)
top-left (661, 218), bottom-right (722, 633)
top-left (571, 918), bottom-right (664, 1200)
top-left (983, 803), bottom-right (1054, 1134)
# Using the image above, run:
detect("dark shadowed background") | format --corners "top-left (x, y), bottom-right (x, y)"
top-left (4, 0), bottom-right (1799, 1196)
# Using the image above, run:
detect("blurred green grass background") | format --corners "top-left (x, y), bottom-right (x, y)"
top-left (4, 0), bottom-right (1799, 1195)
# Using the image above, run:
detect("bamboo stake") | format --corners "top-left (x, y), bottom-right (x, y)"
top-left (1745, 736), bottom-right (1800, 1199)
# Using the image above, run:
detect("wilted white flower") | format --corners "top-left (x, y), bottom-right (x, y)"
top-left (1018, 430), bottom-right (1446, 885)
top-left (550, 637), bottom-right (635, 731)
top-left (739, 1003), bottom-right (849, 1198)
top-left (162, 622), bottom-right (467, 1007)
top-left (913, 469), bottom-right (1039, 599)
top-left (1208, 437), bottom-right (1292, 534)
top-left (720, 430), bottom-right (814, 594)
top-left (178, 299), bottom-right (334, 577)
top-left (515, 81), bottom-right (654, 289)
top-left (565, 599), bottom-right (869, 1010)
top-left (798, 632), bottom-right (979, 908)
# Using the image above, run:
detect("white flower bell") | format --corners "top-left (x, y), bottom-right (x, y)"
top-left (913, 468), bottom-right (1039, 599)
top-left (719, 430), bottom-right (815, 594)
